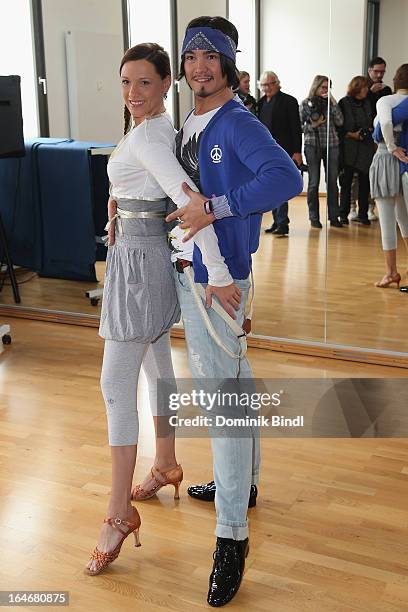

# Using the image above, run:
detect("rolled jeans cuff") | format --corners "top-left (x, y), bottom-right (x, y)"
top-left (215, 521), bottom-right (248, 541)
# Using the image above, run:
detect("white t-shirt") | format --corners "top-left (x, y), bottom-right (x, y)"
top-left (107, 112), bottom-right (232, 286)
top-left (170, 106), bottom-right (221, 263)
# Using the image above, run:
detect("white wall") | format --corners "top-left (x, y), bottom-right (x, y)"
top-left (260, 0), bottom-right (366, 104)
top-left (329, 0), bottom-right (366, 101)
top-left (42, 0), bottom-right (123, 140)
top-left (260, 0), bottom-right (331, 105)
top-left (228, 0), bottom-right (256, 96)
top-left (0, 0), bottom-right (38, 137)
top-left (128, 0), bottom-right (174, 123)
top-left (378, 0), bottom-right (408, 88)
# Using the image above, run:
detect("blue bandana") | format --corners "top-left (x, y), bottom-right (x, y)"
top-left (181, 26), bottom-right (237, 63)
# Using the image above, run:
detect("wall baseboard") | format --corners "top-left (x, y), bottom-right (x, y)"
top-left (2, 306), bottom-right (407, 369)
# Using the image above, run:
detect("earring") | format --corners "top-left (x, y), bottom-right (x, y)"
top-left (163, 92), bottom-right (168, 99)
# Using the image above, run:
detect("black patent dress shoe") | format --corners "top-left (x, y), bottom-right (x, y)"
top-left (207, 537), bottom-right (249, 607)
top-left (339, 217), bottom-right (349, 225)
top-left (310, 220), bottom-right (322, 228)
top-left (264, 223), bottom-right (277, 233)
top-left (187, 481), bottom-right (258, 508)
top-left (330, 219), bottom-right (343, 228)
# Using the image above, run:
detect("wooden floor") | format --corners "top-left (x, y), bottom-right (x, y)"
top-left (1, 318), bottom-right (408, 611)
top-left (2, 197), bottom-right (408, 354)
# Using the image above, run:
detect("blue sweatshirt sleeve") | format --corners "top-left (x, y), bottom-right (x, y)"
top-left (392, 96), bottom-right (408, 125)
top-left (224, 115), bottom-right (303, 218)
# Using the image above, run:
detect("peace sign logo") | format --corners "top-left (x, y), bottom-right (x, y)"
top-left (210, 144), bottom-right (222, 164)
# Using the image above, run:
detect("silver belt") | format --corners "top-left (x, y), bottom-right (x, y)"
top-left (105, 207), bottom-right (167, 234)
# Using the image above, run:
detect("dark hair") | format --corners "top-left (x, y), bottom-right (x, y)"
top-left (347, 76), bottom-right (369, 97)
top-left (120, 43), bottom-right (171, 134)
top-left (178, 16), bottom-right (239, 89)
top-left (368, 56), bottom-right (387, 69)
top-left (394, 63), bottom-right (408, 91)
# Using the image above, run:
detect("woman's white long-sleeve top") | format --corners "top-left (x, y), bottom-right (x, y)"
top-left (107, 112), bottom-right (233, 286)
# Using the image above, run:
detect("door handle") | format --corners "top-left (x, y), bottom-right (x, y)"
top-left (38, 77), bottom-right (47, 95)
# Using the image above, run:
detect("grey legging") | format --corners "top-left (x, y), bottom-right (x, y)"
top-left (375, 193), bottom-right (408, 250)
top-left (101, 331), bottom-right (175, 446)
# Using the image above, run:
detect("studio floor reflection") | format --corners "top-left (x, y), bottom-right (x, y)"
top-left (1, 195), bottom-right (408, 354)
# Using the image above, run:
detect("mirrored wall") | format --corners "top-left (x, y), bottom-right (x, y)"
top-left (1, 0), bottom-right (407, 363)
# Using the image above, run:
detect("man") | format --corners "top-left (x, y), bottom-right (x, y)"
top-left (257, 71), bottom-right (302, 236)
top-left (361, 56), bottom-right (392, 222)
top-left (367, 56), bottom-right (393, 116)
top-left (166, 16), bottom-right (302, 607)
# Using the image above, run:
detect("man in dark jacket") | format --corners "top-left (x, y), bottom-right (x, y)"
top-left (364, 56), bottom-right (393, 221)
top-left (367, 56), bottom-right (392, 117)
top-left (257, 71), bottom-right (302, 235)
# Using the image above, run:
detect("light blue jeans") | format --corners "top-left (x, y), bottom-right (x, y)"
top-left (174, 269), bottom-right (261, 540)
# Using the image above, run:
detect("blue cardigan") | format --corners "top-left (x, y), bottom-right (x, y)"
top-left (191, 99), bottom-right (303, 282)
top-left (373, 96), bottom-right (408, 174)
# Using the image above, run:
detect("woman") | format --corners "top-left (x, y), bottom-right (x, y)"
top-left (236, 70), bottom-right (257, 113)
top-left (370, 63), bottom-right (408, 288)
top-left (85, 43), bottom-right (233, 575)
top-left (300, 75), bottom-right (344, 228)
top-left (338, 76), bottom-right (375, 225)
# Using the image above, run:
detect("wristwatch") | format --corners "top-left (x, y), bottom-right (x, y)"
top-left (204, 199), bottom-right (214, 215)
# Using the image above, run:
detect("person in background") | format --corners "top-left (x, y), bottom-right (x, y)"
top-left (338, 76), bottom-right (375, 225)
top-left (367, 56), bottom-right (393, 117)
top-left (300, 75), bottom-right (344, 228)
top-left (258, 71), bottom-right (302, 236)
top-left (235, 70), bottom-right (257, 113)
top-left (369, 63), bottom-right (408, 288)
top-left (356, 56), bottom-right (393, 222)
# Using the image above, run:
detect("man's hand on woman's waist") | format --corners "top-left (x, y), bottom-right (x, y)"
top-left (166, 183), bottom-right (216, 241)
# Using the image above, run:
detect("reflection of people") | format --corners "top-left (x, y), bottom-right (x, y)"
top-left (338, 76), bottom-right (375, 225)
top-left (85, 43), bottom-right (232, 576)
top-left (367, 56), bottom-right (393, 117)
top-left (300, 75), bottom-right (344, 228)
top-left (370, 64), bottom-right (408, 288)
top-left (235, 70), bottom-right (257, 113)
top-left (258, 70), bottom-right (302, 236)
top-left (166, 15), bottom-right (302, 607)
top-left (364, 56), bottom-right (393, 222)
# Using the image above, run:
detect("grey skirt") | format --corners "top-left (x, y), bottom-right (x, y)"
top-left (99, 233), bottom-right (180, 342)
top-left (369, 143), bottom-right (401, 199)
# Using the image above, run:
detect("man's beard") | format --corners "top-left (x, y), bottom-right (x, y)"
top-left (196, 86), bottom-right (211, 98)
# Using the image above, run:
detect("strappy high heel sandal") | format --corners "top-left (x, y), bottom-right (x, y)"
top-left (375, 273), bottom-right (401, 288)
top-left (131, 464), bottom-right (183, 501)
top-left (84, 507), bottom-right (141, 576)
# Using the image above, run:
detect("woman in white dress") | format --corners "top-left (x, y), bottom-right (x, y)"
top-left (370, 64), bottom-right (408, 287)
top-left (85, 43), bottom-right (236, 575)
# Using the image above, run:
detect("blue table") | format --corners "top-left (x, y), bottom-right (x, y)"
top-left (0, 138), bottom-right (113, 281)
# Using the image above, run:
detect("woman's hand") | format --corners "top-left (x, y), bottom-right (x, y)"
top-left (205, 283), bottom-right (241, 319)
top-left (393, 147), bottom-right (408, 163)
top-left (107, 197), bottom-right (117, 246)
